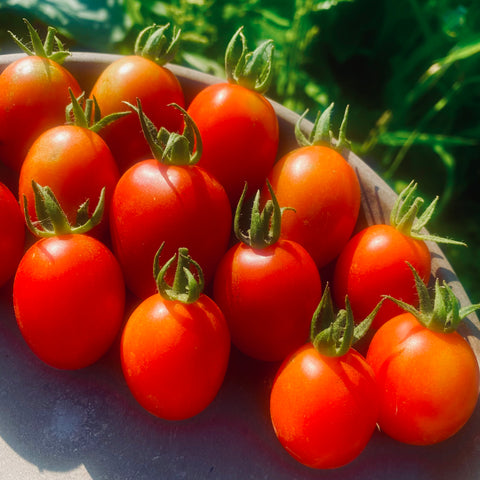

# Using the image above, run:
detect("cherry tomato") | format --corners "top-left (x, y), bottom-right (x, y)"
top-left (19, 124), bottom-right (119, 241)
top-left (0, 182), bottom-right (25, 288)
top-left (366, 312), bottom-right (479, 445)
top-left (110, 159), bottom-right (231, 299)
top-left (332, 224), bottom-right (431, 330)
top-left (187, 82), bottom-right (279, 208)
top-left (0, 53), bottom-right (81, 172)
top-left (214, 240), bottom-right (322, 362)
top-left (13, 233), bottom-right (125, 370)
top-left (265, 144), bottom-right (360, 269)
top-left (90, 56), bottom-right (184, 173)
top-left (120, 247), bottom-right (230, 420)
top-left (270, 343), bottom-right (379, 469)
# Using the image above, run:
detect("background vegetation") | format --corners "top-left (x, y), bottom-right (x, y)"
top-left (1, 0), bottom-right (478, 304)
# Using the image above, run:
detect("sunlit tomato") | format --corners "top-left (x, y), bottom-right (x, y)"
top-left (0, 182), bottom-right (25, 287)
top-left (366, 312), bottom-right (479, 445)
top-left (270, 343), bottom-right (379, 469)
top-left (213, 240), bottom-right (322, 362)
top-left (0, 56), bottom-right (82, 172)
top-left (18, 125), bottom-right (119, 241)
top-left (13, 234), bottom-right (125, 370)
top-left (120, 291), bottom-right (230, 420)
top-left (110, 159), bottom-right (232, 299)
top-left (265, 145), bottom-right (360, 269)
top-left (187, 83), bottom-right (279, 208)
top-left (332, 224), bottom-right (431, 330)
top-left (89, 56), bottom-right (184, 172)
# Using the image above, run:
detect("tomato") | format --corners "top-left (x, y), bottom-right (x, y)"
top-left (110, 158), bottom-right (231, 299)
top-left (214, 240), bottom-right (322, 362)
top-left (0, 22), bottom-right (82, 172)
top-left (270, 343), bottom-right (378, 469)
top-left (0, 182), bottom-right (25, 288)
top-left (89, 25), bottom-right (184, 173)
top-left (19, 124), bottom-right (119, 241)
top-left (187, 83), bottom-right (278, 208)
top-left (366, 312), bottom-right (479, 445)
top-left (265, 144), bottom-right (360, 269)
top-left (121, 247), bottom-right (230, 420)
top-left (332, 223), bottom-right (431, 330)
top-left (13, 233), bottom-right (125, 369)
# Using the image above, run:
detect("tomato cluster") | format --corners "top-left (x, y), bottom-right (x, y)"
top-left (1, 20), bottom-right (479, 471)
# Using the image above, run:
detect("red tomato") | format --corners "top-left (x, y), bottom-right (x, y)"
top-left (90, 55), bottom-right (184, 173)
top-left (187, 83), bottom-right (279, 208)
top-left (366, 312), bottom-right (479, 445)
top-left (270, 343), bottom-right (379, 469)
top-left (110, 159), bottom-right (231, 299)
top-left (0, 182), bottom-right (25, 287)
top-left (213, 240), bottom-right (322, 362)
top-left (120, 289), bottom-right (230, 420)
top-left (265, 145), bottom-right (360, 269)
top-left (18, 125), bottom-right (119, 241)
top-left (0, 56), bottom-right (82, 172)
top-left (332, 224), bottom-right (431, 330)
top-left (13, 234), bottom-right (125, 369)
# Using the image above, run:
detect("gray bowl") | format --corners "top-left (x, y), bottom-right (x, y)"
top-left (0, 52), bottom-right (478, 480)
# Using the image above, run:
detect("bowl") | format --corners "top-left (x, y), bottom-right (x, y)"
top-left (0, 52), bottom-right (479, 480)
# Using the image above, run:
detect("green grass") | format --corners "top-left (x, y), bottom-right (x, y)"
top-left (1, 0), bottom-right (478, 305)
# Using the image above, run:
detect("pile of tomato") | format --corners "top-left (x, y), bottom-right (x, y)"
top-left (1, 20), bottom-right (479, 471)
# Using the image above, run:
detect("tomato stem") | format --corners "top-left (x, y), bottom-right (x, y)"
top-left (153, 243), bottom-right (205, 304)
top-left (134, 23), bottom-right (181, 66)
top-left (225, 26), bottom-right (274, 94)
top-left (8, 18), bottom-right (70, 64)
top-left (23, 181), bottom-right (105, 237)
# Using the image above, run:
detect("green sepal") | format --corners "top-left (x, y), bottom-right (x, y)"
top-left (65, 89), bottom-right (131, 133)
top-left (234, 180), bottom-right (293, 249)
top-left (295, 103), bottom-right (351, 151)
top-left (225, 26), bottom-right (274, 94)
top-left (134, 23), bottom-right (181, 66)
top-left (390, 180), bottom-right (467, 245)
top-left (384, 262), bottom-right (480, 333)
top-left (311, 283), bottom-right (384, 357)
top-left (125, 98), bottom-right (201, 166)
top-left (153, 243), bottom-right (205, 304)
top-left (8, 18), bottom-right (70, 64)
top-left (23, 181), bottom-right (105, 237)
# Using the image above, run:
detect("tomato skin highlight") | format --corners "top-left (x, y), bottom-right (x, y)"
top-left (213, 240), bottom-right (322, 362)
top-left (366, 312), bottom-right (480, 445)
top-left (187, 83), bottom-right (279, 208)
top-left (13, 234), bottom-right (125, 370)
top-left (18, 125), bottom-right (120, 240)
top-left (90, 56), bottom-right (185, 173)
top-left (0, 182), bottom-right (25, 288)
top-left (120, 293), bottom-right (230, 421)
top-left (270, 344), bottom-right (379, 469)
top-left (0, 56), bottom-right (82, 172)
top-left (332, 224), bottom-right (431, 330)
top-left (265, 145), bottom-right (361, 269)
top-left (110, 159), bottom-right (232, 299)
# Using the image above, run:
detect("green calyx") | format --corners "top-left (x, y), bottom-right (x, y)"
top-left (126, 98), bottom-right (202, 166)
top-left (134, 23), bottom-right (181, 66)
top-left (390, 180), bottom-right (466, 245)
top-left (9, 18), bottom-right (70, 64)
top-left (23, 181), bottom-right (105, 237)
top-left (234, 180), bottom-right (292, 249)
top-left (295, 103), bottom-right (351, 151)
top-left (384, 263), bottom-right (480, 333)
top-left (153, 243), bottom-right (205, 304)
top-left (225, 26), bottom-right (274, 94)
top-left (66, 89), bottom-right (131, 133)
top-left (311, 283), bottom-right (385, 357)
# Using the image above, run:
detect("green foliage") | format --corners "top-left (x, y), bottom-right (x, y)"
top-left (1, 0), bottom-right (479, 303)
